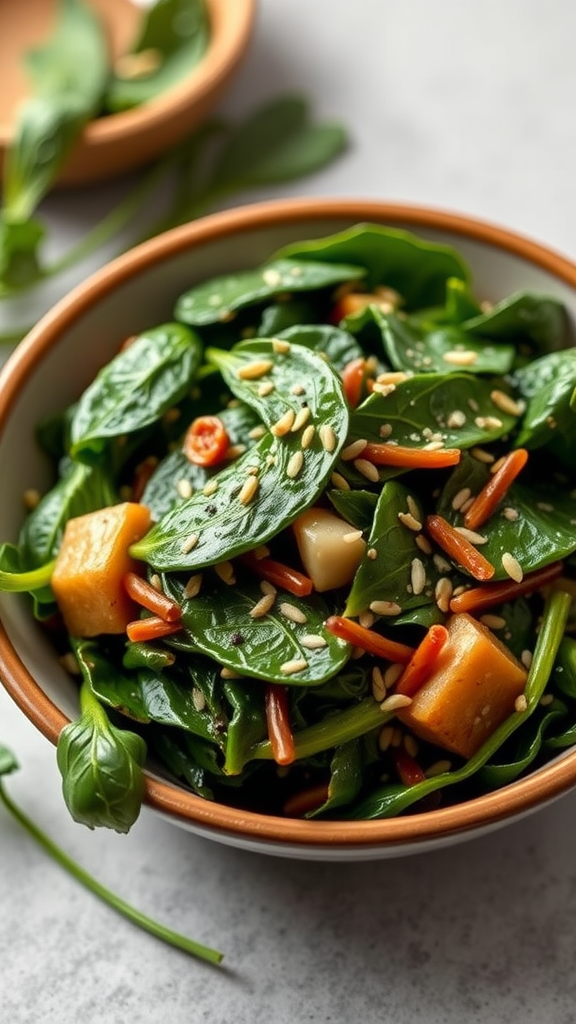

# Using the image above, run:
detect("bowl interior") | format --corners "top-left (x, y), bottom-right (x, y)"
top-left (0, 0), bottom-right (256, 185)
top-left (1, 198), bottom-right (576, 858)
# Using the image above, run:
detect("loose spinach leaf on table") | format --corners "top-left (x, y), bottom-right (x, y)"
top-left (106, 0), bottom-right (210, 112)
top-left (132, 339), bottom-right (349, 570)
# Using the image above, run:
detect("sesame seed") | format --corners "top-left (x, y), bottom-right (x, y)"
top-left (540, 693), bottom-right (554, 706)
top-left (378, 725), bottom-right (394, 751)
top-left (480, 614), bottom-right (507, 630)
top-left (502, 551), bottom-right (523, 582)
top-left (369, 600), bottom-right (402, 616)
top-left (454, 526), bottom-right (488, 545)
top-left (180, 532), bottom-right (199, 553)
top-left (286, 451), bottom-right (304, 479)
top-left (59, 652), bottom-right (80, 675)
top-left (176, 478), bottom-right (193, 499)
top-left (410, 558), bottom-right (426, 596)
top-left (371, 666), bottom-right (387, 702)
top-left (184, 573), bottom-right (203, 598)
top-left (404, 734), bottom-right (419, 757)
top-left (203, 479), bottom-right (218, 496)
top-left (537, 502), bottom-right (554, 512)
top-left (490, 389), bottom-right (525, 417)
top-left (225, 443), bottom-right (247, 459)
top-left (354, 458), bottom-right (380, 482)
top-left (442, 350), bottom-right (479, 366)
top-left (470, 446), bottom-right (495, 464)
top-left (433, 553), bottom-right (452, 573)
top-left (149, 573), bottom-right (162, 591)
top-left (280, 658), bottom-right (309, 675)
top-left (258, 381), bottom-right (275, 397)
top-left (330, 472), bottom-right (350, 490)
top-left (474, 415), bottom-right (504, 431)
top-left (291, 406), bottom-right (311, 432)
top-left (260, 580), bottom-right (277, 597)
top-left (220, 667), bottom-right (242, 679)
top-left (238, 475), bottom-right (259, 505)
top-left (423, 440), bottom-right (446, 451)
top-left (253, 544), bottom-right (270, 560)
top-left (23, 488), bottom-right (41, 510)
top-left (372, 382), bottom-right (397, 396)
top-left (301, 424), bottom-right (315, 449)
top-left (341, 438), bottom-right (368, 461)
top-left (215, 561), bottom-right (236, 585)
top-left (263, 268), bottom-right (282, 287)
top-left (380, 693), bottom-right (413, 712)
top-left (272, 338), bottom-right (291, 354)
top-left (248, 425), bottom-right (267, 440)
top-left (271, 409), bottom-right (296, 436)
top-left (424, 759), bottom-right (452, 778)
top-left (384, 663), bottom-right (404, 690)
top-left (343, 529), bottom-right (364, 544)
top-left (367, 547), bottom-right (378, 560)
top-left (415, 534), bottom-right (433, 555)
top-left (359, 611), bottom-right (375, 628)
top-left (521, 649), bottom-right (533, 669)
top-left (301, 634), bottom-right (328, 650)
top-left (391, 726), bottom-right (404, 747)
top-left (192, 688), bottom-right (206, 712)
top-left (291, 383), bottom-right (306, 396)
top-left (446, 409), bottom-right (467, 429)
top-left (435, 577), bottom-right (453, 613)
top-left (451, 487), bottom-right (472, 511)
top-left (379, 423), bottom-right (393, 439)
top-left (249, 593), bottom-right (276, 618)
top-left (237, 359), bottom-right (273, 380)
top-left (398, 511), bottom-right (423, 531)
top-left (279, 602), bottom-right (307, 624)
top-left (515, 694), bottom-right (528, 713)
top-left (376, 371), bottom-right (409, 386)
top-left (319, 424), bottom-right (337, 452)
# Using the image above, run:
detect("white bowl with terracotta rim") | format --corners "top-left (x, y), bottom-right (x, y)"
top-left (0, 0), bottom-right (256, 186)
top-left (1, 197), bottom-right (575, 860)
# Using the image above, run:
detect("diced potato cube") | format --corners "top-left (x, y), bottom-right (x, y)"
top-left (292, 507), bottom-right (366, 592)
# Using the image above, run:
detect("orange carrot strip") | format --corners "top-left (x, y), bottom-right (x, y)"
top-left (241, 553), bottom-right (314, 597)
top-left (395, 624), bottom-right (449, 697)
top-left (464, 448), bottom-right (529, 531)
top-left (265, 684), bottom-right (296, 766)
top-left (126, 616), bottom-right (182, 642)
top-left (325, 615), bottom-right (414, 663)
top-left (390, 747), bottom-right (427, 786)
top-left (425, 514), bottom-right (495, 581)
top-left (363, 443), bottom-right (461, 469)
top-left (341, 357), bottom-right (366, 408)
top-left (123, 572), bottom-right (182, 622)
top-left (283, 783), bottom-right (330, 817)
top-left (449, 561), bottom-right (564, 614)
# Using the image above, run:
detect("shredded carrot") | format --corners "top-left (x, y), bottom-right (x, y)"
top-left (425, 514), bottom-right (495, 581)
top-left (123, 572), bottom-right (182, 622)
top-left (463, 448), bottom-right (528, 531)
top-left (362, 443), bottom-right (461, 469)
top-left (131, 456), bottom-right (159, 502)
top-left (395, 624), bottom-right (449, 697)
top-left (126, 616), bottom-right (182, 642)
top-left (390, 747), bottom-right (427, 786)
top-left (265, 684), bottom-right (295, 766)
top-left (325, 615), bottom-right (414, 663)
top-left (341, 357), bottom-right (367, 407)
top-left (283, 783), bottom-right (330, 817)
top-left (241, 553), bottom-right (314, 597)
top-left (449, 561), bottom-right (564, 614)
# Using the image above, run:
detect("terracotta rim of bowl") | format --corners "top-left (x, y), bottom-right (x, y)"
top-left (1, 196), bottom-right (576, 849)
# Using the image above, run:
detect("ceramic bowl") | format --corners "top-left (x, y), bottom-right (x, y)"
top-left (1, 197), bottom-right (575, 860)
top-left (0, 0), bottom-right (256, 186)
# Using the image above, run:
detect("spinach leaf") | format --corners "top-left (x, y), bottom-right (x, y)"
top-left (70, 323), bottom-right (203, 461)
top-left (464, 291), bottom-right (567, 350)
top-left (277, 323), bottom-right (364, 372)
top-left (512, 349), bottom-right (576, 464)
top-left (132, 339), bottom-right (349, 570)
top-left (306, 740), bottom-right (364, 817)
top-left (174, 258), bottom-right (364, 327)
top-left (479, 701), bottom-right (566, 787)
top-left (57, 676), bottom-right (146, 834)
top-left (162, 569), bottom-right (349, 688)
top-left (327, 488), bottom-right (378, 530)
top-left (2, 0), bottom-right (108, 223)
top-left (106, 0), bottom-right (210, 112)
top-left (276, 223), bottom-right (471, 309)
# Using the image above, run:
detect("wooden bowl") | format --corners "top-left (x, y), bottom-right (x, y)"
top-left (0, 0), bottom-right (256, 186)
top-left (1, 197), bottom-right (576, 859)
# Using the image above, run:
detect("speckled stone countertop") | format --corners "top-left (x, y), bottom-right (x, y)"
top-left (2, 2), bottom-right (576, 1021)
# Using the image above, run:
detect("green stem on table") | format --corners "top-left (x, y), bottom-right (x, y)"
top-left (0, 776), bottom-right (223, 964)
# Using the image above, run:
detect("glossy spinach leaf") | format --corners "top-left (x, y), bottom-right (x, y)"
top-left (222, 678), bottom-right (268, 775)
top-left (132, 339), bottom-right (349, 570)
top-left (258, 297), bottom-right (321, 336)
top-left (306, 740), bottom-right (364, 817)
top-left (106, 0), bottom-right (210, 112)
top-left (351, 307), bottom-right (516, 376)
top-left (276, 223), bottom-right (471, 309)
top-left (345, 480), bottom-right (439, 618)
top-left (70, 323), bottom-right (203, 461)
top-left (163, 569), bottom-right (350, 688)
top-left (174, 258), bottom-right (364, 327)
top-left (479, 700), bottom-right (566, 787)
top-left (327, 488), bottom-right (378, 530)
top-left (3, 0), bottom-right (108, 222)
top-left (278, 323), bottom-right (364, 372)
top-left (436, 455), bottom-right (576, 579)
top-left (464, 291), bottom-right (567, 349)
top-left (512, 349), bottom-right (576, 459)
top-left (553, 636), bottom-right (576, 699)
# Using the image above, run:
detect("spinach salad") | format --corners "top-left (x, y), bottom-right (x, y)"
top-left (3, 222), bottom-right (576, 830)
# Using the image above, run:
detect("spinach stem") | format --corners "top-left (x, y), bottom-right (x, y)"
top-left (0, 777), bottom-right (224, 965)
top-left (0, 559), bottom-right (55, 592)
top-left (251, 697), bottom-right (391, 763)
